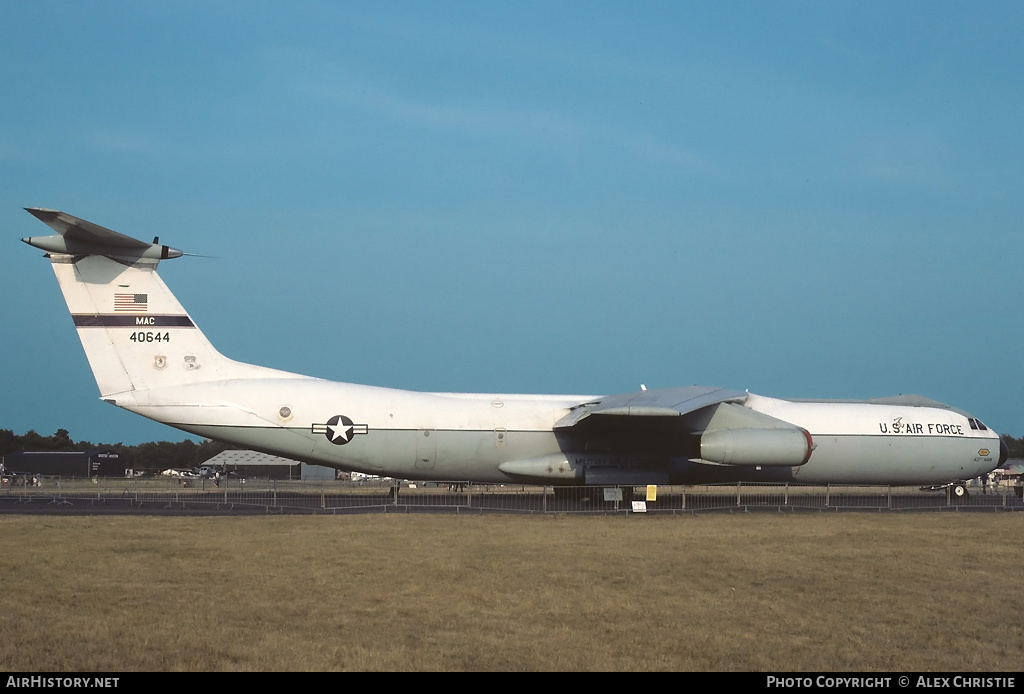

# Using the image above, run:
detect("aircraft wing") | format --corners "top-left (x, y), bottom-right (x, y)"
top-left (554, 385), bottom-right (814, 470)
top-left (555, 385), bottom-right (747, 429)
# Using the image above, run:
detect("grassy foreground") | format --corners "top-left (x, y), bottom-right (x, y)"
top-left (0, 513), bottom-right (1021, 671)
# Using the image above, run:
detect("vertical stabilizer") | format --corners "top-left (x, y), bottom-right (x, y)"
top-left (26, 210), bottom-right (295, 400)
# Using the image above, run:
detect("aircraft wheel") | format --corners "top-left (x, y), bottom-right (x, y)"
top-left (949, 484), bottom-right (968, 502)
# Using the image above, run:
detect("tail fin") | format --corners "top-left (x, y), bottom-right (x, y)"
top-left (24, 208), bottom-right (288, 400)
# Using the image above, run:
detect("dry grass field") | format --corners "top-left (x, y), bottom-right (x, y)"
top-left (0, 513), bottom-right (1021, 671)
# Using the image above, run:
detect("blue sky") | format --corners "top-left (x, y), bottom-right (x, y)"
top-left (1, 1), bottom-right (1021, 444)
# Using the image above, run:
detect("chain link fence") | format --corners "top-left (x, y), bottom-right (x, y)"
top-left (2, 475), bottom-right (1022, 514)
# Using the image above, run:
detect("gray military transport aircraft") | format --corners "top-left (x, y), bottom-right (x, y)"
top-left (22, 208), bottom-right (1007, 491)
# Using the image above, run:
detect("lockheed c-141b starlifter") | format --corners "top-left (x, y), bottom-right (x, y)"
top-left (21, 208), bottom-right (1007, 492)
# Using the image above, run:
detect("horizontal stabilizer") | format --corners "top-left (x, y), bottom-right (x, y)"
top-left (22, 208), bottom-right (183, 262)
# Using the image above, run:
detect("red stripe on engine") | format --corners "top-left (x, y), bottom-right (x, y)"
top-left (800, 428), bottom-right (814, 465)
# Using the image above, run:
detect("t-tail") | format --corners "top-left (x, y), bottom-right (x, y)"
top-left (22, 208), bottom-right (299, 409)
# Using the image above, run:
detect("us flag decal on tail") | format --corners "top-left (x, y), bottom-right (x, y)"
top-left (114, 293), bottom-right (147, 312)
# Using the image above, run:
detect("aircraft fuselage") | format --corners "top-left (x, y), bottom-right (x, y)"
top-left (112, 378), bottom-right (1002, 486)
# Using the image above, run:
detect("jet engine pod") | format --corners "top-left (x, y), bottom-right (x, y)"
top-left (700, 427), bottom-right (813, 467)
top-left (498, 454), bottom-right (582, 483)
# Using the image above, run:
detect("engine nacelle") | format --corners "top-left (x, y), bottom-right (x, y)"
top-left (700, 427), bottom-right (813, 467)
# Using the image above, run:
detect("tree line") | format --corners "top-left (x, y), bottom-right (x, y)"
top-left (3, 428), bottom-right (1023, 470)
top-left (0, 429), bottom-right (236, 472)
top-left (1001, 434), bottom-right (1024, 458)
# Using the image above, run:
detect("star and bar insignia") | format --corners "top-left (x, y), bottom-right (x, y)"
top-left (312, 415), bottom-right (369, 445)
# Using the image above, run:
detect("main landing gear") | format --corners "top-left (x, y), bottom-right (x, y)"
top-left (947, 483), bottom-right (968, 503)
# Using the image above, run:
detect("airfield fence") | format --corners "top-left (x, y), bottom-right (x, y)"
top-left (1, 475), bottom-right (1022, 514)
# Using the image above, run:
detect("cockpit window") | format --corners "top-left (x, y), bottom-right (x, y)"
top-left (967, 417), bottom-right (988, 431)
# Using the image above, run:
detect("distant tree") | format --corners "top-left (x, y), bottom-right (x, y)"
top-left (52, 428), bottom-right (75, 451)
top-left (0, 429), bottom-right (20, 457)
top-left (20, 430), bottom-right (53, 451)
top-left (1002, 434), bottom-right (1024, 459)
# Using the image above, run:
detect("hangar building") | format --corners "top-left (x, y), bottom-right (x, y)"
top-left (2, 449), bottom-right (123, 477)
top-left (202, 450), bottom-right (336, 481)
